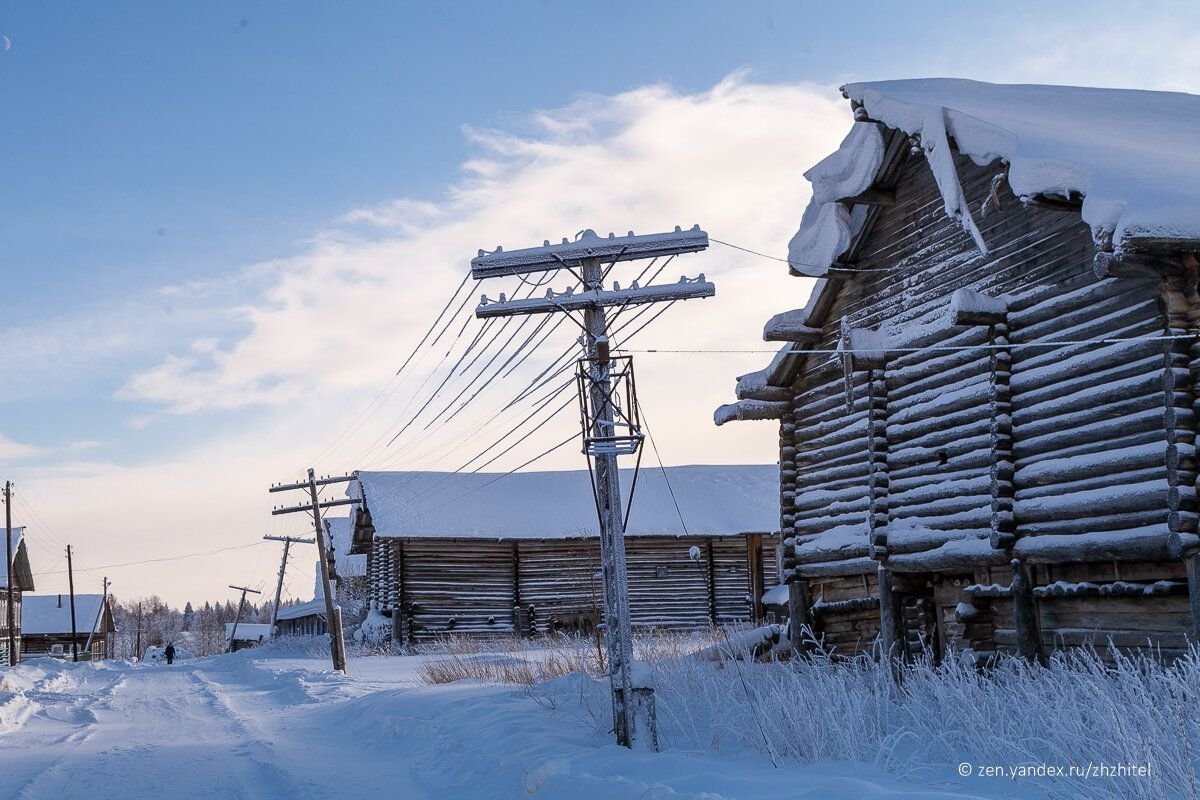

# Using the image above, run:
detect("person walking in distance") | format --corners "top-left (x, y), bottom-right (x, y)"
top-left (164, 642), bottom-right (176, 666)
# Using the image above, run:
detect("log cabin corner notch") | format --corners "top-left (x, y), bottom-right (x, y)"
top-left (718, 78), bottom-right (1200, 662)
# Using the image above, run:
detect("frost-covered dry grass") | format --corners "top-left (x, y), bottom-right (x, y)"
top-left (534, 632), bottom-right (1197, 800)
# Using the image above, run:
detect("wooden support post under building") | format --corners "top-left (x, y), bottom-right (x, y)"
top-left (747, 534), bottom-right (764, 622)
top-left (877, 566), bottom-right (904, 670)
top-left (1010, 559), bottom-right (1044, 665)
top-left (1186, 554), bottom-right (1200, 644)
top-left (788, 578), bottom-right (811, 653)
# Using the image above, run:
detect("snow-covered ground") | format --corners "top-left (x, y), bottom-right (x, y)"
top-left (0, 651), bottom-right (1028, 800)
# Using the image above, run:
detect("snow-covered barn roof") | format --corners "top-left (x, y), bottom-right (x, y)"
top-left (717, 78), bottom-right (1200, 424)
top-left (275, 599), bottom-right (325, 622)
top-left (351, 465), bottom-right (777, 540)
top-left (224, 623), bottom-right (271, 642)
top-left (793, 78), bottom-right (1200, 277)
top-left (21, 594), bottom-right (107, 636)
top-left (0, 527), bottom-right (34, 591)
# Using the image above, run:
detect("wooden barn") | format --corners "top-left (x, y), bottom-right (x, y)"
top-left (21, 593), bottom-right (116, 660)
top-left (343, 465), bottom-right (780, 642)
top-left (275, 599), bottom-right (328, 637)
top-left (225, 623), bottom-right (272, 652)
top-left (716, 79), bottom-right (1200, 663)
top-left (0, 526), bottom-right (33, 664)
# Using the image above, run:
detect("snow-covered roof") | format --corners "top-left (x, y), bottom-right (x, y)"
top-left (275, 599), bottom-right (325, 622)
top-left (21, 594), bottom-right (106, 636)
top-left (0, 527), bottom-right (33, 591)
top-left (224, 623), bottom-right (271, 642)
top-left (352, 465), bottom-right (778, 540)
top-left (791, 78), bottom-right (1200, 277)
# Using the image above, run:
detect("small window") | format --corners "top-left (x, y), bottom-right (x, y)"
top-left (51, 644), bottom-right (64, 655)
top-left (655, 566), bottom-right (668, 578)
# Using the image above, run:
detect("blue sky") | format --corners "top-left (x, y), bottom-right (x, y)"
top-left (2, 1), bottom-right (1196, 603)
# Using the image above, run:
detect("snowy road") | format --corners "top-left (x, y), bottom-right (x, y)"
top-left (0, 655), bottom-right (996, 800)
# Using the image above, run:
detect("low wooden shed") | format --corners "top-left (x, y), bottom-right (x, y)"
top-left (717, 79), bottom-right (1200, 663)
top-left (21, 593), bottom-right (115, 660)
top-left (344, 465), bottom-right (780, 642)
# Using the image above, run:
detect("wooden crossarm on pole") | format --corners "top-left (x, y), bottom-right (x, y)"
top-left (271, 498), bottom-right (360, 516)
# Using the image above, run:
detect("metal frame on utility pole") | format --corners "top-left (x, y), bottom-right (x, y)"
top-left (470, 227), bottom-right (714, 748)
top-left (226, 584), bottom-right (262, 653)
top-left (269, 470), bottom-right (357, 673)
top-left (263, 534), bottom-right (315, 636)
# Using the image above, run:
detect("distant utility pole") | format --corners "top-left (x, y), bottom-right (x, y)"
top-left (269, 470), bottom-right (358, 673)
top-left (263, 534), bottom-right (315, 636)
top-left (471, 227), bottom-right (714, 749)
top-left (66, 545), bottom-right (79, 662)
top-left (4, 480), bottom-right (14, 666)
top-left (226, 584), bottom-right (262, 653)
top-left (135, 602), bottom-right (143, 661)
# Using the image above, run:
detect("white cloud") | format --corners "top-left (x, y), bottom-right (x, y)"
top-left (118, 75), bottom-right (846, 439)
top-left (10, 76), bottom-right (848, 604)
top-left (0, 433), bottom-right (43, 462)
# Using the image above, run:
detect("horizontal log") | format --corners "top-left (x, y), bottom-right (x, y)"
top-left (1012, 528), bottom-right (1198, 564)
top-left (792, 557), bottom-right (877, 578)
top-left (1013, 479), bottom-right (1172, 523)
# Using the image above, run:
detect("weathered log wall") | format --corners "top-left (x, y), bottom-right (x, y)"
top-left (780, 142), bottom-right (1196, 658)
top-left (366, 534), bottom-right (776, 640)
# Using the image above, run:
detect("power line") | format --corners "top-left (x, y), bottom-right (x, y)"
top-left (30, 541), bottom-right (269, 577)
top-left (620, 332), bottom-right (1200, 356)
top-left (709, 237), bottom-right (895, 273)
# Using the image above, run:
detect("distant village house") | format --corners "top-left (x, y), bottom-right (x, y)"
top-left (21, 593), bottom-right (116, 660)
top-left (341, 466), bottom-right (779, 643)
top-left (0, 526), bottom-right (33, 664)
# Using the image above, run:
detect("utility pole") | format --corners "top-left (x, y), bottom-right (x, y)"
top-left (269, 471), bottom-right (358, 672)
top-left (4, 481), bottom-right (14, 666)
top-left (66, 545), bottom-right (79, 662)
top-left (135, 602), bottom-right (143, 662)
top-left (226, 584), bottom-right (262, 653)
top-left (263, 534), bottom-right (315, 636)
top-left (470, 227), bottom-right (713, 748)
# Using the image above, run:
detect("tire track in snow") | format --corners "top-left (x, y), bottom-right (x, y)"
top-left (8, 667), bottom-right (128, 800)
top-left (187, 666), bottom-right (321, 800)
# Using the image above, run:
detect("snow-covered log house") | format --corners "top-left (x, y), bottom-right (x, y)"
top-left (716, 78), bottom-right (1200, 663)
top-left (21, 593), bottom-right (116, 660)
top-left (0, 526), bottom-right (33, 664)
top-left (343, 466), bottom-right (779, 642)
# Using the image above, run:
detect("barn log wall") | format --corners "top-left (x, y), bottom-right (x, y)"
top-left (364, 534), bottom-right (781, 639)
top-left (781, 143), bottom-right (1199, 659)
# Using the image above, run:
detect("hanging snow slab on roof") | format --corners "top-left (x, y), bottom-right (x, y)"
top-left (0, 526), bottom-right (31, 590)
top-left (21, 594), bottom-right (106, 636)
top-left (351, 465), bottom-right (777, 540)
top-left (791, 78), bottom-right (1200, 277)
top-left (324, 516), bottom-right (366, 577)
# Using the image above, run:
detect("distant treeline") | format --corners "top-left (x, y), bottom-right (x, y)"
top-left (107, 595), bottom-right (307, 658)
